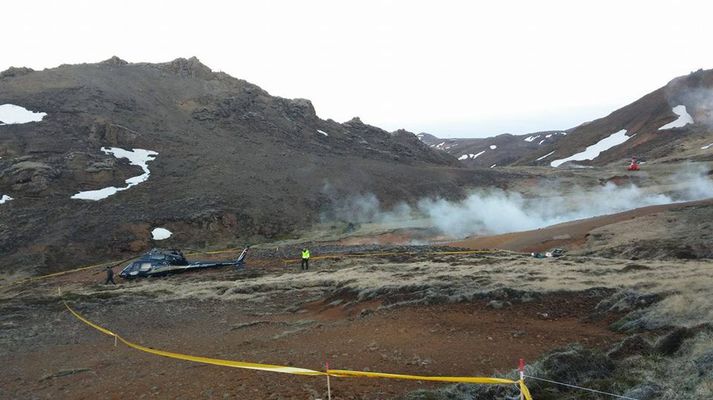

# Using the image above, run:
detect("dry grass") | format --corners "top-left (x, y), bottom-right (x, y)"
top-left (13, 251), bottom-right (711, 330)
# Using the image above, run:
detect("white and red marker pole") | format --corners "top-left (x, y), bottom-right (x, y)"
top-left (518, 358), bottom-right (525, 400)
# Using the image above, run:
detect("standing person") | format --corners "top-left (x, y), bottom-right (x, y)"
top-left (301, 248), bottom-right (310, 271)
top-left (104, 266), bottom-right (116, 285)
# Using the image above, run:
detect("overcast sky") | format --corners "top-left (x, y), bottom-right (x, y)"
top-left (3, 0), bottom-right (713, 138)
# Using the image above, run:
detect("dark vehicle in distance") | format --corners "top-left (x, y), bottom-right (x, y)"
top-left (119, 247), bottom-right (248, 279)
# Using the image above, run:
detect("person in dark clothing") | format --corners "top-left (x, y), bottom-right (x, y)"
top-left (301, 248), bottom-right (310, 270)
top-left (105, 266), bottom-right (116, 285)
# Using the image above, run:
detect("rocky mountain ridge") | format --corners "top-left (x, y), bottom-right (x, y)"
top-left (0, 57), bottom-right (507, 274)
top-left (420, 68), bottom-right (713, 168)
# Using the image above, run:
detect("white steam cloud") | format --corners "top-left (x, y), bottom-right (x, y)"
top-left (419, 184), bottom-right (674, 237)
top-left (324, 192), bottom-right (411, 224)
top-left (324, 166), bottom-right (713, 238)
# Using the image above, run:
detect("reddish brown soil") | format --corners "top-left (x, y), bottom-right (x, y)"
top-left (1, 286), bottom-right (622, 400)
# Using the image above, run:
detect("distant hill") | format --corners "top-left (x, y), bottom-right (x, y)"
top-left (0, 57), bottom-right (509, 274)
top-left (419, 68), bottom-right (713, 168)
top-left (417, 130), bottom-right (567, 168)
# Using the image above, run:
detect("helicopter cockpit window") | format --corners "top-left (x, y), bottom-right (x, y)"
top-left (124, 263), bottom-right (140, 273)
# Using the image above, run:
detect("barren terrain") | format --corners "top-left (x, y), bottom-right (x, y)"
top-left (2, 247), bottom-right (712, 399)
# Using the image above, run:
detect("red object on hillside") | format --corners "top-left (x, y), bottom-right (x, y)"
top-left (627, 157), bottom-right (640, 171)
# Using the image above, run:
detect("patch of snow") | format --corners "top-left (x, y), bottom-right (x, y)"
top-left (0, 104), bottom-right (46, 125)
top-left (71, 147), bottom-right (158, 200)
top-left (559, 131), bottom-right (568, 136)
top-left (152, 227), bottom-right (172, 240)
top-left (0, 195), bottom-right (13, 204)
top-left (73, 186), bottom-right (121, 200)
top-left (457, 150), bottom-right (486, 161)
top-left (524, 135), bottom-right (540, 142)
top-left (436, 141), bottom-right (446, 148)
top-left (538, 139), bottom-right (545, 145)
top-left (658, 105), bottom-right (694, 130)
top-left (317, 129), bottom-right (329, 136)
top-left (490, 164), bottom-right (496, 168)
top-left (702, 143), bottom-right (713, 150)
top-left (489, 145), bottom-right (497, 150)
top-left (536, 150), bottom-right (555, 161)
top-left (550, 129), bottom-right (630, 168)
top-left (545, 134), bottom-right (552, 138)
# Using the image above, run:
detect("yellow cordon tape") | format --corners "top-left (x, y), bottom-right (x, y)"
top-left (64, 301), bottom-right (532, 399)
top-left (326, 369), bottom-right (516, 385)
top-left (64, 301), bottom-right (322, 376)
top-left (520, 379), bottom-right (534, 399)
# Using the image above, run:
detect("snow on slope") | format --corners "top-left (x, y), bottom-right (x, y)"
top-left (151, 227), bottom-right (172, 240)
top-left (658, 105), bottom-right (694, 130)
top-left (458, 150), bottom-right (486, 160)
top-left (0, 104), bottom-right (46, 124)
top-left (0, 195), bottom-right (13, 204)
top-left (551, 129), bottom-right (630, 167)
top-left (702, 143), bottom-right (713, 150)
top-left (317, 129), bottom-right (329, 136)
top-left (536, 150), bottom-right (555, 161)
top-left (524, 132), bottom-right (566, 145)
top-left (71, 147), bottom-right (158, 200)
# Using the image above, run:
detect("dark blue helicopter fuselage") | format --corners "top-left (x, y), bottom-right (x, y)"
top-left (119, 248), bottom-right (248, 278)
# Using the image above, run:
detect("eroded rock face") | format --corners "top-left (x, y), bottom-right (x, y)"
top-left (3, 161), bottom-right (58, 193)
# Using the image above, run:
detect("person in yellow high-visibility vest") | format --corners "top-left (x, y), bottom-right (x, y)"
top-left (301, 248), bottom-right (310, 270)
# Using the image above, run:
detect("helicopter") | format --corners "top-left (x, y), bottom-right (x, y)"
top-left (119, 247), bottom-right (248, 279)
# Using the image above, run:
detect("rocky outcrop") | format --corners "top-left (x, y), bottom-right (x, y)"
top-left (0, 67), bottom-right (35, 79)
top-left (99, 56), bottom-right (128, 66)
top-left (156, 56), bottom-right (216, 79)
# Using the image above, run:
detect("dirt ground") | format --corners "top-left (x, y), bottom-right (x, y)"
top-left (0, 253), bottom-right (624, 400)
